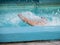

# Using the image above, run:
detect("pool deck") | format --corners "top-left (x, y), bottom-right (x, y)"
top-left (0, 41), bottom-right (60, 45)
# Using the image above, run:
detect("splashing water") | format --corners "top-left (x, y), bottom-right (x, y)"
top-left (0, 7), bottom-right (60, 27)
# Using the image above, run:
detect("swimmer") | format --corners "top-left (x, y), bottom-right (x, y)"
top-left (18, 12), bottom-right (47, 26)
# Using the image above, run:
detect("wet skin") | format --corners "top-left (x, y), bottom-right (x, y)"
top-left (18, 14), bottom-right (47, 26)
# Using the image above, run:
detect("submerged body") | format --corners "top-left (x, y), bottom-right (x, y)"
top-left (18, 11), bottom-right (47, 26)
top-left (18, 11), bottom-right (60, 26)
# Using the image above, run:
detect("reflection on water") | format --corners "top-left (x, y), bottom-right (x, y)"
top-left (0, 5), bottom-right (60, 27)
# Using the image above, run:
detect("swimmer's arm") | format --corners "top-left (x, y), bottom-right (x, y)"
top-left (18, 14), bottom-right (39, 26)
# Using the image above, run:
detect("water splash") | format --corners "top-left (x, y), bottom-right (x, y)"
top-left (20, 11), bottom-right (60, 26)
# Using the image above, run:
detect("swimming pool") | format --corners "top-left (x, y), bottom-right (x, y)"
top-left (0, 2), bottom-right (60, 42)
top-left (0, 4), bottom-right (60, 27)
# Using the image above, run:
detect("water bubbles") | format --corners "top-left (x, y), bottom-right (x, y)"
top-left (0, 5), bottom-right (60, 27)
top-left (57, 9), bottom-right (60, 12)
top-left (9, 17), bottom-right (20, 24)
top-left (55, 12), bottom-right (58, 15)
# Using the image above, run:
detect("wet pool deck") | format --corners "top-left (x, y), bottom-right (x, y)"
top-left (0, 41), bottom-right (60, 45)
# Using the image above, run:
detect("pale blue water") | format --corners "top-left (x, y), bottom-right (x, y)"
top-left (0, 5), bottom-right (60, 27)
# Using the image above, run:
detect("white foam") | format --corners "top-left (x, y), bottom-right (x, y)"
top-left (20, 11), bottom-right (60, 26)
top-left (21, 11), bottom-right (41, 21)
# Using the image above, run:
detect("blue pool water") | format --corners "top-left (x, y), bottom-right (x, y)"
top-left (0, 5), bottom-right (60, 27)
